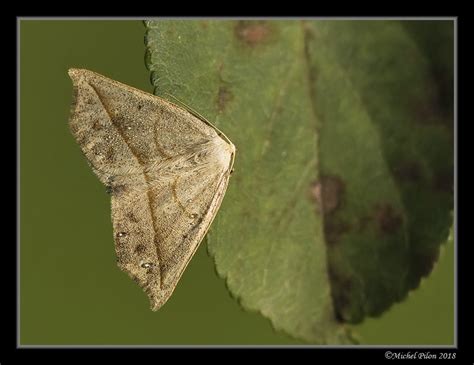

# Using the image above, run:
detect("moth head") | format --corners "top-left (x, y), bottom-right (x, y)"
top-left (209, 135), bottom-right (235, 172)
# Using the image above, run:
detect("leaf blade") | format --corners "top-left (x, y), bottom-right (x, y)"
top-left (145, 19), bottom-right (453, 343)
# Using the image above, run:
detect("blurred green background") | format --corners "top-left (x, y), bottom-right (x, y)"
top-left (19, 20), bottom-right (454, 345)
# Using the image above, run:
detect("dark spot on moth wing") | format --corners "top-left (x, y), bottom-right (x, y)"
top-left (69, 84), bottom-right (79, 119)
top-left (69, 120), bottom-right (80, 135)
top-left (92, 144), bottom-right (105, 157)
top-left (216, 85), bottom-right (234, 113)
top-left (373, 203), bottom-right (403, 235)
top-left (75, 133), bottom-right (88, 147)
top-left (105, 146), bottom-right (115, 163)
top-left (105, 176), bottom-right (128, 196)
top-left (188, 215), bottom-right (204, 228)
top-left (107, 184), bottom-right (127, 196)
top-left (112, 115), bottom-right (133, 131)
top-left (310, 175), bottom-right (345, 214)
top-left (131, 274), bottom-right (141, 284)
top-left (127, 212), bottom-right (139, 223)
top-left (134, 244), bottom-right (146, 254)
top-left (92, 119), bottom-right (103, 131)
top-left (234, 20), bottom-right (274, 46)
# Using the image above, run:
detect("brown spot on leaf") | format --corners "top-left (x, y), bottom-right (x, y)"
top-left (412, 249), bottom-right (440, 279)
top-left (310, 175), bottom-right (345, 214)
top-left (327, 266), bottom-right (353, 322)
top-left (216, 85), bottom-right (233, 112)
top-left (302, 22), bottom-right (319, 103)
top-left (357, 215), bottom-right (372, 232)
top-left (410, 83), bottom-right (448, 127)
top-left (413, 98), bottom-right (439, 123)
top-left (309, 181), bottom-right (322, 206)
top-left (234, 21), bottom-right (272, 46)
top-left (433, 169), bottom-right (453, 192)
top-left (373, 204), bottom-right (403, 235)
top-left (324, 217), bottom-right (351, 245)
top-left (200, 21), bottom-right (209, 29)
top-left (432, 68), bottom-right (454, 121)
top-left (393, 161), bottom-right (423, 183)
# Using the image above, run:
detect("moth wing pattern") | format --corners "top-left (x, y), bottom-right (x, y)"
top-left (68, 68), bottom-right (235, 310)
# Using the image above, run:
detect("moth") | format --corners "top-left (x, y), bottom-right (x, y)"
top-left (68, 68), bottom-right (235, 310)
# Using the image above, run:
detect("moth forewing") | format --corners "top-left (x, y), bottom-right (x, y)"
top-left (68, 68), bottom-right (235, 311)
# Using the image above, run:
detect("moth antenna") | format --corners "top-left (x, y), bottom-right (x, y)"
top-left (163, 93), bottom-right (208, 123)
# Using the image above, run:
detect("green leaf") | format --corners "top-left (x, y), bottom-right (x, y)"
top-left (403, 21), bottom-right (454, 119)
top-left (303, 21), bottom-right (453, 322)
top-left (144, 20), bottom-right (453, 343)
